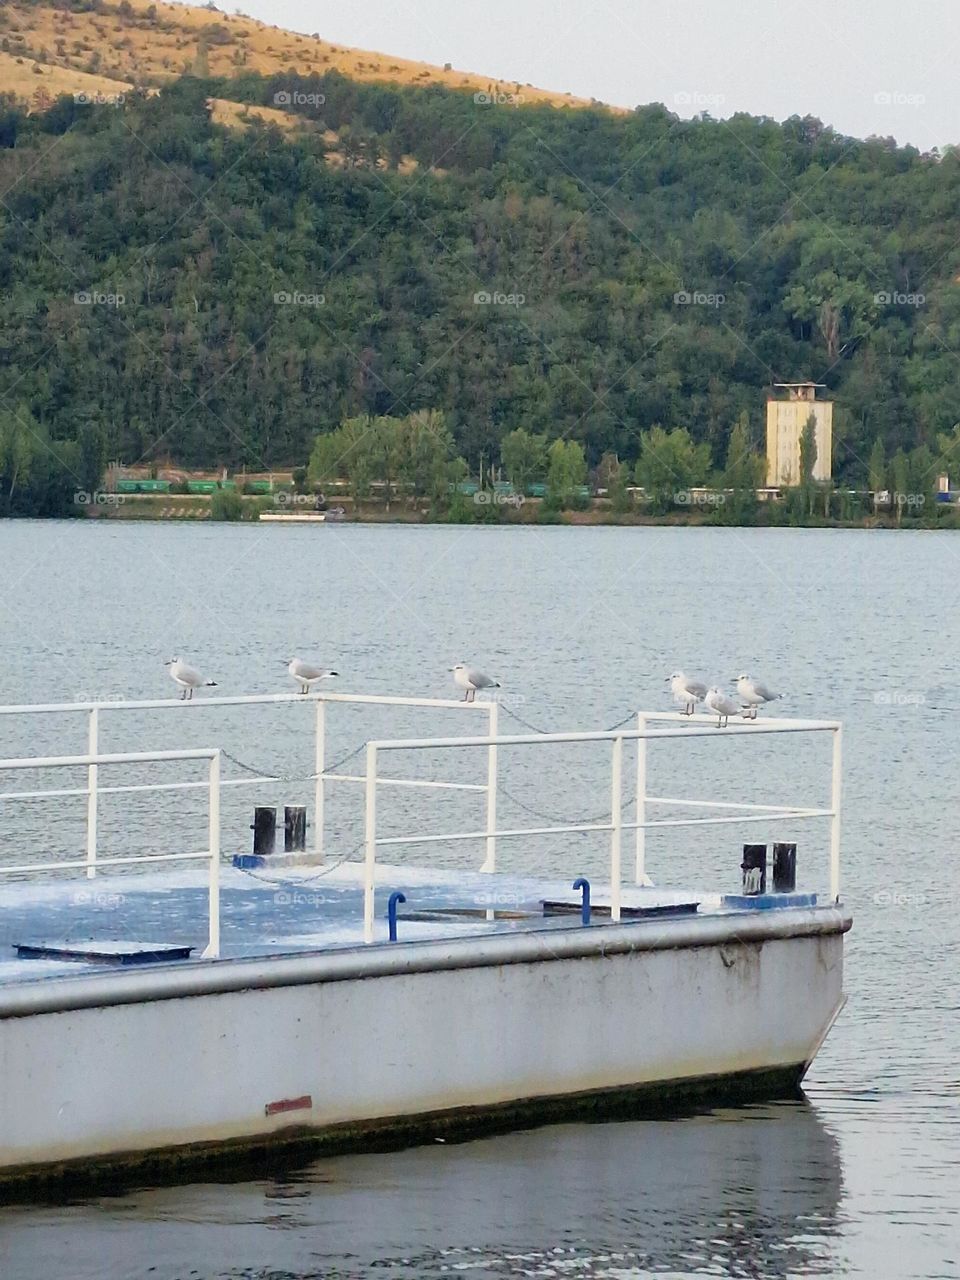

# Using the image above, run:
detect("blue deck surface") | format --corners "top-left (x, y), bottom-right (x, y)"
top-left (0, 860), bottom-right (812, 986)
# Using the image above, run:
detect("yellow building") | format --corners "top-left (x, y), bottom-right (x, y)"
top-left (765, 383), bottom-right (833, 486)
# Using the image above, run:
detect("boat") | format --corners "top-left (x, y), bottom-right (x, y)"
top-left (0, 691), bottom-right (850, 1189)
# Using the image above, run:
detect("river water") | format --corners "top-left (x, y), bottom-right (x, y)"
top-left (0, 521), bottom-right (956, 1279)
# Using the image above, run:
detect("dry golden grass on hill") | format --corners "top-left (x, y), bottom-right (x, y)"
top-left (0, 0), bottom-right (605, 119)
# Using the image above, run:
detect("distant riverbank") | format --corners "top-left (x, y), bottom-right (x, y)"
top-left (64, 493), bottom-right (960, 531)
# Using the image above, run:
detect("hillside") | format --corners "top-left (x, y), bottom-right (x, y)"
top-left (1, 57), bottom-right (960, 517)
top-left (0, 0), bottom-right (601, 112)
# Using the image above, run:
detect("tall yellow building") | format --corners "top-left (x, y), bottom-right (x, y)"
top-left (765, 383), bottom-right (833, 486)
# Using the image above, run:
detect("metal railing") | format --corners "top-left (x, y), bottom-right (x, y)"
top-left (0, 691), bottom-right (494, 876)
top-left (0, 747), bottom-right (222, 958)
top-left (361, 713), bottom-right (842, 942)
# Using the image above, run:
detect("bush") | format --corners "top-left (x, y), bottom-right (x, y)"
top-left (210, 488), bottom-right (244, 520)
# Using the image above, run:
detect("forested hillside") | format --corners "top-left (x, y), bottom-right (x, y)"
top-left (2, 68), bottom-right (960, 513)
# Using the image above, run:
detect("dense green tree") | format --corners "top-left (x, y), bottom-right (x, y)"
top-left (500, 428), bottom-right (547, 495)
top-left (634, 426), bottom-right (711, 514)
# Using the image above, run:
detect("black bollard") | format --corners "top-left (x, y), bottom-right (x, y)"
top-left (284, 806), bottom-right (307, 853)
top-left (740, 844), bottom-right (767, 895)
top-left (772, 842), bottom-right (797, 892)
top-left (251, 807), bottom-right (277, 856)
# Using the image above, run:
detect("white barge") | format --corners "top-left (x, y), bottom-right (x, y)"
top-left (0, 692), bottom-right (850, 1189)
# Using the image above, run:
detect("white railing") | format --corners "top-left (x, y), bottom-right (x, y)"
top-left (0, 748), bottom-right (222, 958)
top-left (361, 713), bottom-right (842, 942)
top-left (0, 691), bottom-right (494, 874)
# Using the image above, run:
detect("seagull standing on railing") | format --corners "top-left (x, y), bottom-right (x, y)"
top-left (165, 658), bottom-right (218, 700)
top-left (704, 686), bottom-right (740, 728)
top-left (734, 673), bottom-right (784, 719)
top-left (666, 671), bottom-right (708, 715)
top-left (449, 663), bottom-right (500, 703)
top-left (285, 658), bottom-right (339, 694)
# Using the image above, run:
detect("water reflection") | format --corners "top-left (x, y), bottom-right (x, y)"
top-left (0, 1101), bottom-right (842, 1279)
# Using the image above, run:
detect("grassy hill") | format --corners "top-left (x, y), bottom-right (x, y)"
top-left (1, 11), bottom-right (959, 518)
top-left (0, 0), bottom-right (603, 114)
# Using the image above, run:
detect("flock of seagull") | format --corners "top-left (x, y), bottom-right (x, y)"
top-left (667, 671), bottom-right (784, 727)
top-left (163, 658), bottom-right (781, 725)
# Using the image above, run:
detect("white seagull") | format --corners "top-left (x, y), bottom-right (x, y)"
top-left (666, 671), bottom-right (708, 716)
top-left (285, 658), bottom-right (339, 694)
top-left (165, 658), bottom-right (217, 701)
top-left (704, 686), bottom-right (740, 728)
top-left (734, 673), bottom-right (784, 719)
top-left (449, 663), bottom-right (500, 703)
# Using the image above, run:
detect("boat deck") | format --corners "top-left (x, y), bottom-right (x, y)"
top-left (0, 859), bottom-right (815, 987)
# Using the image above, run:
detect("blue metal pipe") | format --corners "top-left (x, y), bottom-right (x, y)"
top-left (572, 877), bottom-right (591, 925)
top-left (387, 891), bottom-right (407, 942)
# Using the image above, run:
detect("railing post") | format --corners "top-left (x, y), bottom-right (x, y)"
top-left (85, 706), bottom-right (98, 879)
top-left (482, 700), bottom-right (498, 872)
top-left (610, 734), bottom-right (623, 922)
top-left (634, 712), bottom-right (648, 886)
top-left (202, 749), bottom-right (221, 959)
top-left (830, 725), bottom-right (842, 901)
top-left (314, 697), bottom-right (325, 864)
top-left (363, 743), bottom-right (378, 943)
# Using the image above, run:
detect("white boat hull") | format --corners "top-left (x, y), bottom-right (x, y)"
top-left (0, 907), bottom-right (849, 1186)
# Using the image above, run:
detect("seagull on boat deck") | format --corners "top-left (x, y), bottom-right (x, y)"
top-left (666, 671), bottom-right (708, 716)
top-left (164, 658), bottom-right (217, 701)
top-left (734, 673), bottom-right (784, 719)
top-left (285, 658), bottom-right (339, 694)
top-left (449, 663), bottom-right (500, 703)
top-left (704, 686), bottom-right (740, 728)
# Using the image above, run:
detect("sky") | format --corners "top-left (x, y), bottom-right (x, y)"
top-left (230, 0), bottom-right (960, 150)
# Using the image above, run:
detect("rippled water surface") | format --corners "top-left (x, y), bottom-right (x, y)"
top-left (0, 521), bottom-right (957, 1279)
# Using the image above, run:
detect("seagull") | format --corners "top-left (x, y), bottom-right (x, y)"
top-left (164, 658), bottom-right (217, 701)
top-left (666, 671), bottom-right (708, 716)
top-left (449, 663), bottom-right (500, 703)
top-left (734, 674), bottom-right (784, 719)
top-left (285, 658), bottom-right (339, 694)
top-left (704, 686), bottom-right (740, 728)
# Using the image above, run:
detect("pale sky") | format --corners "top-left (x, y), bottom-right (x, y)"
top-left (229, 0), bottom-right (960, 150)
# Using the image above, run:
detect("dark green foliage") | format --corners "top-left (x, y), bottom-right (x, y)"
top-left (2, 73), bottom-right (960, 522)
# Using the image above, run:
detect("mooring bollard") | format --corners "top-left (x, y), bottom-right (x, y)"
top-left (572, 877), bottom-right (591, 925)
top-left (251, 807), bottom-right (277, 857)
top-left (387, 891), bottom-right (406, 942)
top-left (284, 806), bottom-right (307, 853)
top-left (773, 842), bottom-right (797, 892)
top-left (740, 844), bottom-right (767, 895)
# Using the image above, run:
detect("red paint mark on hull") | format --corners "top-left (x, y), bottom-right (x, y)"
top-left (265, 1094), bottom-right (313, 1117)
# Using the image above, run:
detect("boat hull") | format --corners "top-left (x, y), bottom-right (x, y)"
top-left (0, 906), bottom-right (849, 1187)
